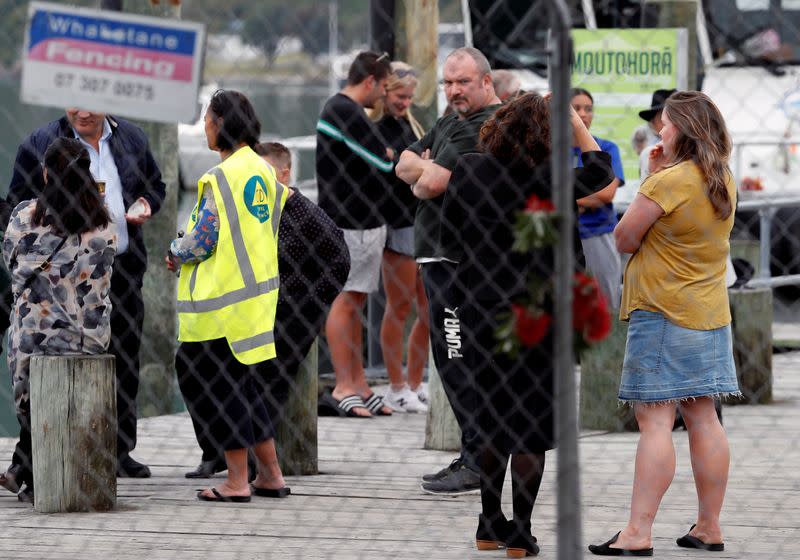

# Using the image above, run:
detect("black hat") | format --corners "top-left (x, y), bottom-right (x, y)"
top-left (639, 89), bottom-right (678, 122)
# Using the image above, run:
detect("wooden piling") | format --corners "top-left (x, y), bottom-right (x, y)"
top-left (30, 355), bottom-right (117, 513)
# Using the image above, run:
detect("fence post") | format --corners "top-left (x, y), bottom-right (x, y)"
top-left (277, 340), bottom-right (319, 475)
top-left (729, 287), bottom-right (773, 404)
top-left (424, 348), bottom-right (461, 451)
top-left (548, 1), bottom-right (583, 558)
top-left (104, 0), bottom-right (183, 418)
top-left (30, 355), bottom-right (117, 513)
top-left (579, 320), bottom-right (637, 431)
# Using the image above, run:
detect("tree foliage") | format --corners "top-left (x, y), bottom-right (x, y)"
top-left (0, 0), bottom-right (466, 71)
top-left (0, 0), bottom-right (94, 71)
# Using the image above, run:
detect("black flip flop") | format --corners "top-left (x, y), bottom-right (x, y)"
top-left (252, 485), bottom-right (291, 498)
top-left (677, 524), bottom-right (724, 551)
top-left (197, 487), bottom-right (251, 503)
top-left (318, 391), bottom-right (369, 418)
top-left (363, 392), bottom-right (392, 416)
top-left (588, 532), bottom-right (654, 556)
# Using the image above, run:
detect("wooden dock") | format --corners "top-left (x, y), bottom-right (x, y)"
top-left (1, 353), bottom-right (798, 559)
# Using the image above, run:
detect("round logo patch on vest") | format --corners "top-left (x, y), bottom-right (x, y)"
top-left (243, 175), bottom-right (271, 223)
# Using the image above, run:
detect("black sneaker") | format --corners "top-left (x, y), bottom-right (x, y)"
top-left (422, 457), bottom-right (463, 482)
top-left (420, 463), bottom-right (480, 495)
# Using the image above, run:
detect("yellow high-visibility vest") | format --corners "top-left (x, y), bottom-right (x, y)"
top-left (177, 146), bottom-right (287, 364)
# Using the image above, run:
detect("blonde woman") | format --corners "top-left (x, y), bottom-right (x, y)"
top-left (369, 62), bottom-right (429, 412)
top-left (589, 91), bottom-right (739, 556)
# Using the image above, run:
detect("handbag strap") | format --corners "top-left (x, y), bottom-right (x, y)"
top-left (18, 235), bottom-right (69, 295)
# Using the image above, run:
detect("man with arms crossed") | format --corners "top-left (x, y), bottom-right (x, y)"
top-left (396, 47), bottom-right (502, 494)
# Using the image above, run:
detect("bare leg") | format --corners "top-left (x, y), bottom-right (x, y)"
top-left (198, 448), bottom-right (250, 498)
top-left (325, 290), bottom-right (370, 416)
top-left (251, 438), bottom-right (286, 491)
top-left (380, 250), bottom-right (415, 390)
top-left (678, 397), bottom-right (729, 544)
top-left (612, 402), bottom-right (677, 550)
top-left (407, 271), bottom-right (430, 391)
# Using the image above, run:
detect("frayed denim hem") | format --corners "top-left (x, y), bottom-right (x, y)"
top-left (617, 391), bottom-right (743, 407)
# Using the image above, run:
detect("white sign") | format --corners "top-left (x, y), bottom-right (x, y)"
top-left (21, 2), bottom-right (206, 124)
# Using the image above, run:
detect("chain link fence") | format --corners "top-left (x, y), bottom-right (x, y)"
top-left (0, 1), bottom-right (797, 559)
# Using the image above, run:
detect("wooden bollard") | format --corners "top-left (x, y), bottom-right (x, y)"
top-left (276, 340), bottom-right (318, 475)
top-left (424, 348), bottom-right (461, 451)
top-left (579, 318), bottom-right (637, 432)
top-left (30, 355), bottom-right (117, 513)
top-left (729, 287), bottom-right (773, 404)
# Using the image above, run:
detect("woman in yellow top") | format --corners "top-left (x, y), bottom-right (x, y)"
top-left (589, 91), bottom-right (739, 557)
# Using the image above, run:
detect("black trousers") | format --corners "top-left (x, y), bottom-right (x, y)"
top-left (176, 338), bottom-right (274, 454)
top-left (179, 300), bottom-right (322, 462)
top-left (420, 261), bottom-right (480, 471)
top-left (109, 255), bottom-right (145, 459)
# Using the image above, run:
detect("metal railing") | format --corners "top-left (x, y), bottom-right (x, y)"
top-left (737, 196), bottom-right (800, 287)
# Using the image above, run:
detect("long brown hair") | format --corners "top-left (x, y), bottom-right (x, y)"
top-left (664, 91), bottom-right (733, 220)
top-left (479, 92), bottom-right (551, 167)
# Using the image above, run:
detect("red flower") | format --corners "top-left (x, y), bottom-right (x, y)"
top-left (584, 286), bottom-right (611, 342)
top-left (512, 304), bottom-right (551, 347)
top-left (572, 272), bottom-right (597, 331)
top-left (572, 273), bottom-right (612, 343)
top-left (525, 194), bottom-right (555, 213)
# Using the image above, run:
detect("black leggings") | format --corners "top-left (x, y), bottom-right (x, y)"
top-left (480, 447), bottom-right (546, 528)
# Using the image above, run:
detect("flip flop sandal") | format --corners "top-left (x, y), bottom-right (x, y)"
top-left (251, 485), bottom-right (291, 498)
top-left (318, 391), bottom-right (370, 418)
top-left (197, 487), bottom-right (251, 503)
top-left (363, 393), bottom-right (392, 416)
top-left (676, 525), bottom-right (724, 551)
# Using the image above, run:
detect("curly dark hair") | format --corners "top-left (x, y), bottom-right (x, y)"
top-left (479, 92), bottom-right (551, 167)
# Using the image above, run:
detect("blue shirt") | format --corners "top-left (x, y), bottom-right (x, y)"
top-left (573, 136), bottom-right (625, 239)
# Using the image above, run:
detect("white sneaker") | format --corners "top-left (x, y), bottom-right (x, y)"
top-left (384, 385), bottom-right (428, 413)
top-left (414, 384), bottom-right (428, 406)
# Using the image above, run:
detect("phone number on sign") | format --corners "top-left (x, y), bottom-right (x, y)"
top-left (54, 73), bottom-right (155, 101)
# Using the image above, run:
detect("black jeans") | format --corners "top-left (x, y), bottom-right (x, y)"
top-left (420, 260), bottom-right (480, 471)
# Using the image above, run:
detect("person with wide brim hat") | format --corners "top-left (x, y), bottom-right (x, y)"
top-left (639, 89), bottom-right (678, 122)
top-left (632, 89), bottom-right (678, 158)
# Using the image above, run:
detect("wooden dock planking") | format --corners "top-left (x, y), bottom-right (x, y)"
top-left (0, 353), bottom-right (798, 559)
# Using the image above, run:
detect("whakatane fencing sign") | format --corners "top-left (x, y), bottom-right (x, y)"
top-left (571, 28), bottom-right (688, 188)
top-left (21, 2), bottom-right (205, 124)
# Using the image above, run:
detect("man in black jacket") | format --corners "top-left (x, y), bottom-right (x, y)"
top-left (2, 109), bottom-right (166, 481)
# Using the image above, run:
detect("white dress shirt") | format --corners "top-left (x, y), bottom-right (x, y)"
top-left (74, 119), bottom-right (129, 254)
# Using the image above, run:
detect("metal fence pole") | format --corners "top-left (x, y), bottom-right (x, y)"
top-left (549, 1), bottom-right (582, 559)
top-left (758, 207), bottom-right (776, 280)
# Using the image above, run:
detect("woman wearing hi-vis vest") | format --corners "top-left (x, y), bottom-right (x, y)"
top-left (167, 90), bottom-right (289, 502)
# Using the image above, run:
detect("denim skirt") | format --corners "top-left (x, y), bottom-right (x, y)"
top-left (619, 309), bottom-right (740, 403)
